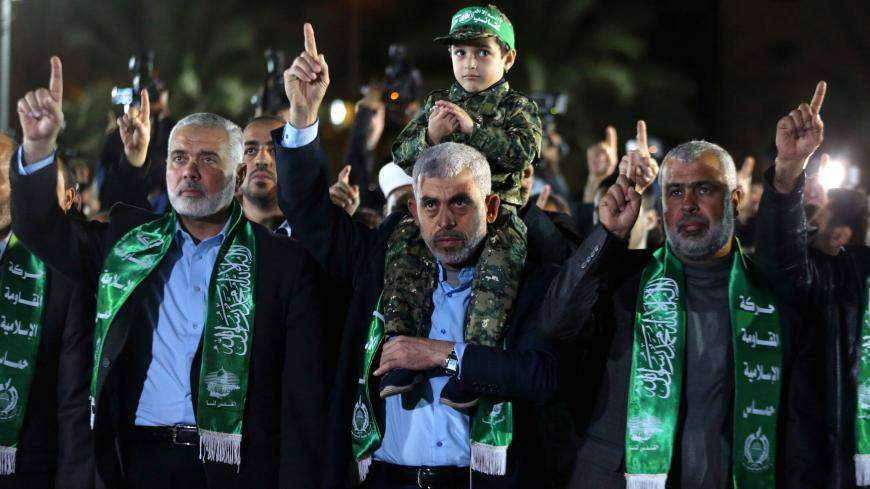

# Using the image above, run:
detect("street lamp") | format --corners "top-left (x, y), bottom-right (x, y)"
top-left (0, 0), bottom-right (12, 134)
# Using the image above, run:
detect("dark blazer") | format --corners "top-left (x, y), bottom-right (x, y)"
top-left (754, 167), bottom-right (870, 489)
top-left (539, 225), bottom-right (825, 489)
top-left (274, 135), bottom-right (562, 489)
top-left (11, 155), bottom-right (328, 489)
top-left (0, 264), bottom-right (94, 489)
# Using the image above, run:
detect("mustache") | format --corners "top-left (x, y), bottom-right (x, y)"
top-left (249, 167), bottom-right (276, 180)
top-left (677, 215), bottom-right (709, 228)
top-left (175, 180), bottom-right (204, 196)
top-left (433, 230), bottom-right (466, 241)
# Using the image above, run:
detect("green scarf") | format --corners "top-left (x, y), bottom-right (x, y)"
top-left (855, 275), bottom-right (870, 484)
top-left (351, 294), bottom-right (513, 478)
top-left (91, 201), bottom-right (256, 467)
top-left (625, 241), bottom-right (781, 489)
top-left (0, 235), bottom-right (46, 475)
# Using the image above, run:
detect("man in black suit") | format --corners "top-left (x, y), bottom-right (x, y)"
top-left (276, 24), bottom-right (560, 489)
top-left (0, 135), bottom-right (92, 489)
top-left (540, 136), bottom-right (824, 488)
top-left (11, 56), bottom-right (327, 489)
top-left (754, 82), bottom-right (870, 489)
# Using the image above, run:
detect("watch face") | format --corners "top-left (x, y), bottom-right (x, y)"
top-left (445, 355), bottom-right (460, 376)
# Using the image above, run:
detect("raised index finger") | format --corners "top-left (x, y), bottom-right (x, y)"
top-left (810, 80), bottom-right (826, 114)
top-left (139, 89), bottom-right (151, 122)
top-left (49, 56), bottom-right (63, 102)
top-left (636, 120), bottom-right (648, 156)
top-left (303, 23), bottom-right (319, 58)
top-left (605, 125), bottom-right (617, 149)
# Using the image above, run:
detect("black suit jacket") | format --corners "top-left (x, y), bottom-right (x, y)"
top-left (0, 264), bottom-right (94, 489)
top-left (754, 167), bottom-right (870, 489)
top-left (540, 225), bottom-right (825, 488)
top-left (11, 155), bottom-right (328, 489)
top-left (274, 134), bottom-right (562, 489)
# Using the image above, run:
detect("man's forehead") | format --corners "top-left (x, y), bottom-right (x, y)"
top-left (170, 125), bottom-right (228, 149)
top-left (419, 171), bottom-right (477, 196)
top-left (243, 120), bottom-right (283, 142)
top-left (663, 154), bottom-right (727, 185)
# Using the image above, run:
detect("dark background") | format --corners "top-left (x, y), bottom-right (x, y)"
top-left (5, 0), bottom-right (869, 191)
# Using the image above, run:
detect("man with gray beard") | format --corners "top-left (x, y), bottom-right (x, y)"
top-left (11, 56), bottom-right (328, 489)
top-left (539, 140), bottom-right (823, 488)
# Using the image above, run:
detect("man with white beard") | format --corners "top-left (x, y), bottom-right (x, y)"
top-left (10, 56), bottom-right (328, 489)
top-left (539, 140), bottom-right (824, 488)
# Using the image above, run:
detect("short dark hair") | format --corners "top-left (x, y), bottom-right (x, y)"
top-left (56, 158), bottom-right (78, 192)
top-left (448, 36), bottom-right (511, 57)
top-left (245, 115), bottom-right (286, 128)
top-left (826, 188), bottom-right (868, 246)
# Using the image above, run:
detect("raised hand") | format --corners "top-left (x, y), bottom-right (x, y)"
top-left (117, 89), bottom-right (151, 167)
top-left (774, 81), bottom-right (826, 192)
top-left (328, 165), bottom-right (360, 215)
top-left (737, 156), bottom-right (755, 194)
top-left (18, 56), bottom-right (64, 162)
top-left (535, 183), bottom-right (552, 210)
top-left (582, 126), bottom-right (619, 202)
top-left (284, 23), bottom-right (330, 128)
top-left (434, 100), bottom-right (475, 134)
top-left (618, 120), bottom-right (659, 193)
top-left (598, 172), bottom-right (642, 241)
top-left (426, 107), bottom-right (459, 145)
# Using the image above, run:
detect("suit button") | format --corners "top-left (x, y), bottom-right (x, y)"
top-left (101, 358), bottom-right (111, 369)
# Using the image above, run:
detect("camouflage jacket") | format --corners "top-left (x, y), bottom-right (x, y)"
top-left (391, 79), bottom-right (542, 206)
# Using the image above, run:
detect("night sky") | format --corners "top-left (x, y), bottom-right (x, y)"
top-left (5, 0), bottom-right (868, 190)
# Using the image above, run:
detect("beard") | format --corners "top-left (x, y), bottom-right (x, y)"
top-left (665, 197), bottom-right (735, 261)
top-left (423, 216), bottom-right (487, 268)
top-left (169, 174), bottom-right (236, 218)
top-left (241, 170), bottom-right (277, 209)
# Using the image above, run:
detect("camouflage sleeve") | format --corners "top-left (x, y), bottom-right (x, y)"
top-left (391, 95), bottom-right (437, 176)
top-left (464, 95), bottom-right (542, 173)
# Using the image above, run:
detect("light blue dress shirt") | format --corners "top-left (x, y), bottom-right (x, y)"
top-left (373, 265), bottom-right (471, 467)
top-left (134, 218), bottom-right (231, 426)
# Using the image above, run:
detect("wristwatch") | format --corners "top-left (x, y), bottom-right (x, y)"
top-left (444, 348), bottom-right (460, 377)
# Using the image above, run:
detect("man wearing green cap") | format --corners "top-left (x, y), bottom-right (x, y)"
top-left (382, 4), bottom-right (543, 407)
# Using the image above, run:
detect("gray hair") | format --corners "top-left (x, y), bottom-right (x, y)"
top-left (411, 142), bottom-right (492, 199)
top-left (168, 113), bottom-right (244, 172)
top-left (659, 140), bottom-right (737, 192)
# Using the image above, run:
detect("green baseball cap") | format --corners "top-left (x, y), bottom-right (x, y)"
top-left (433, 5), bottom-right (516, 50)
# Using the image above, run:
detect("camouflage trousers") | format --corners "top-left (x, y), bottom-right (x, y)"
top-left (382, 204), bottom-right (527, 347)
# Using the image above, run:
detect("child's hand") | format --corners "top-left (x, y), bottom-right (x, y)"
top-left (426, 107), bottom-right (459, 145)
top-left (435, 101), bottom-right (475, 135)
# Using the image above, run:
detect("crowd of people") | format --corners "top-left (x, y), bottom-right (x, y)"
top-left (0, 4), bottom-right (866, 489)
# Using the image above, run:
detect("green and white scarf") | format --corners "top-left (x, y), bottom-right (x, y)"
top-left (0, 234), bottom-right (46, 475)
top-left (625, 241), bottom-right (782, 489)
top-left (351, 294), bottom-right (513, 479)
top-left (854, 275), bottom-right (870, 484)
top-left (91, 201), bottom-right (256, 467)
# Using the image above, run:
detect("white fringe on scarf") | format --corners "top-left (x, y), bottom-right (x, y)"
top-left (0, 446), bottom-right (15, 475)
top-left (357, 455), bottom-right (372, 481)
top-left (470, 442), bottom-right (507, 476)
top-left (625, 474), bottom-right (667, 489)
top-left (855, 454), bottom-right (870, 486)
top-left (199, 430), bottom-right (241, 468)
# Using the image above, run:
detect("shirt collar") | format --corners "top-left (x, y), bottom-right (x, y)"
top-left (449, 78), bottom-right (510, 100)
top-left (174, 213), bottom-right (233, 247)
top-left (436, 262), bottom-right (475, 294)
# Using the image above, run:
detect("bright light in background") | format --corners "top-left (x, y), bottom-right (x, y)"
top-left (819, 158), bottom-right (847, 190)
top-left (329, 99), bottom-right (348, 126)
